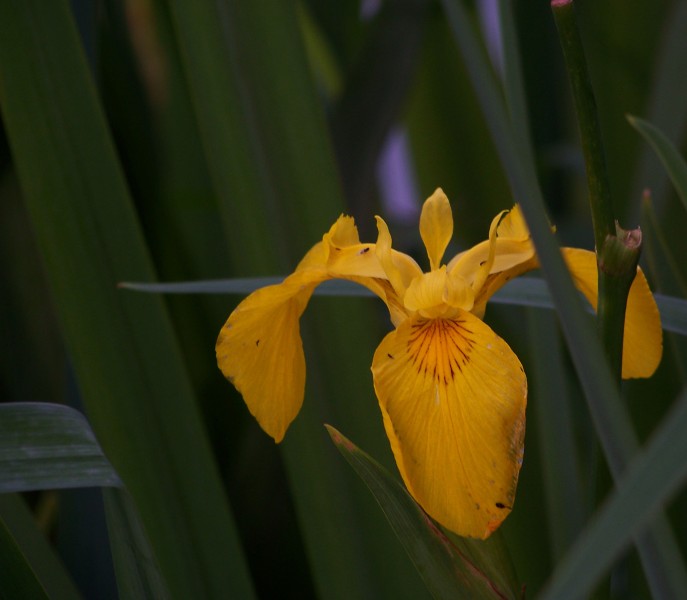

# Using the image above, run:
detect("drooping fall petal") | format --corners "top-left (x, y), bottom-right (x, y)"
top-left (371, 312), bottom-right (527, 539)
top-left (217, 216), bottom-right (397, 443)
top-left (562, 248), bottom-right (663, 378)
top-left (216, 272), bottom-right (324, 442)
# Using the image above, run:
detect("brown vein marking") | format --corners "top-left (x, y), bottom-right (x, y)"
top-left (407, 319), bottom-right (475, 383)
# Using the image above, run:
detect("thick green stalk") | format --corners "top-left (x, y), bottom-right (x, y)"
top-left (551, 2), bottom-right (687, 596)
top-left (596, 225), bottom-right (642, 380)
top-left (552, 0), bottom-right (639, 383)
top-left (442, 0), bottom-right (687, 592)
top-left (551, 0), bottom-right (615, 251)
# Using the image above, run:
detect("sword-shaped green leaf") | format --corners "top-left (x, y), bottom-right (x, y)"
top-left (0, 1), bottom-right (253, 597)
top-left (326, 425), bottom-right (521, 600)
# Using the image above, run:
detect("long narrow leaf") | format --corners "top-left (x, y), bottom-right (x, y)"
top-left (0, 516), bottom-right (50, 600)
top-left (629, 1), bottom-right (687, 219)
top-left (0, 1), bottom-right (254, 597)
top-left (439, 0), bottom-right (687, 593)
top-left (0, 403), bottom-right (121, 494)
top-left (0, 403), bottom-right (170, 599)
top-left (326, 425), bottom-right (521, 600)
top-left (528, 312), bottom-right (586, 559)
top-left (542, 389), bottom-right (687, 599)
top-left (330, 0), bottom-right (428, 209)
top-left (103, 489), bottom-right (170, 600)
top-left (119, 278), bottom-right (687, 336)
top-left (629, 115), bottom-right (687, 214)
top-left (164, 0), bottom-right (429, 596)
top-left (0, 495), bottom-right (81, 600)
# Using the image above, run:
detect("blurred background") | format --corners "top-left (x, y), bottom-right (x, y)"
top-left (1, 0), bottom-right (687, 598)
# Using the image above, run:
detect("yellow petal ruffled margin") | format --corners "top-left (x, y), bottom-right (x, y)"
top-left (371, 311), bottom-right (527, 539)
top-left (562, 248), bottom-right (663, 379)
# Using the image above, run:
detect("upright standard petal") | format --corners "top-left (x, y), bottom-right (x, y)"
top-left (375, 216), bottom-right (423, 302)
top-left (420, 188), bottom-right (454, 271)
top-left (448, 205), bottom-right (535, 286)
top-left (448, 206), bottom-right (537, 319)
top-left (562, 248), bottom-right (663, 378)
top-left (216, 271), bottom-right (325, 442)
top-left (371, 312), bottom-right (527, 539)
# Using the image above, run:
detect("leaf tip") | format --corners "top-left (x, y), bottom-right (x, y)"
top-left (324, 424), bottom-right (356, 452)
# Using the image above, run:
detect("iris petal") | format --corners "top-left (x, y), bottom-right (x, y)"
top-left (375, 216), bottom-right (423, 299)
top-left (216, 271), bottom-right (324, 442)
top-left (404, 267), bottom-right (474, 317)
top-left (448, 205), bottom-right (535, 284)
top-left (404, 268), bottom-right (450, 317)
top-left (296, 215), bottom-right (359, 271)
top-left (469, 256), bottom-right (539, 320)
top-left (371, 311), bottom-right (527, 539)
top-left (217, 214), bottom-right (402, 442)
top-left (420, 188), bottom-right (454, 271)
top-left (471, 209), bottom-right (507, 297)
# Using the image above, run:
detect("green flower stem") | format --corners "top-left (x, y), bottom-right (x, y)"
top-left (597, 225), bottom-right (642, 381)
top-left (552, 0), bottom-right (615, 251)
top-left (441, 0), bottom-right (687, 594)
top-left (550, 3), bottom-right (687, 596)
top-left (552, 0), bottom-right (644, 382)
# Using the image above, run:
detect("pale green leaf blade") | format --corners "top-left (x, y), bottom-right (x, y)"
top-left (0, 403), bottom-right (121, 494)
top-left (119, 278), bottom-right (370, 296)
top-left (118, 277), bottom-right (687, 335)
top-left (0, 403), bottom-right (171, 598)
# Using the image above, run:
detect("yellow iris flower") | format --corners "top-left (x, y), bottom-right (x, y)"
top-left (216, 188), bottom-right (662, 539)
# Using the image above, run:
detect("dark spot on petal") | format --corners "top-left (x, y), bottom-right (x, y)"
top-left (495, 502), bottom-right (507, 509)
top-left (387, 353), bottom-right (394, 359)
top-left (255, 339), bottom-right (260, 347)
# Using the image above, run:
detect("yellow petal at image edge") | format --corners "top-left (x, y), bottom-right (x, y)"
top-left (371, 311), bottom-right (527, 539)
top-left (216, 274), bottom-right (320, 442)
top-left (562, 248), bottom-right (663, 379)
